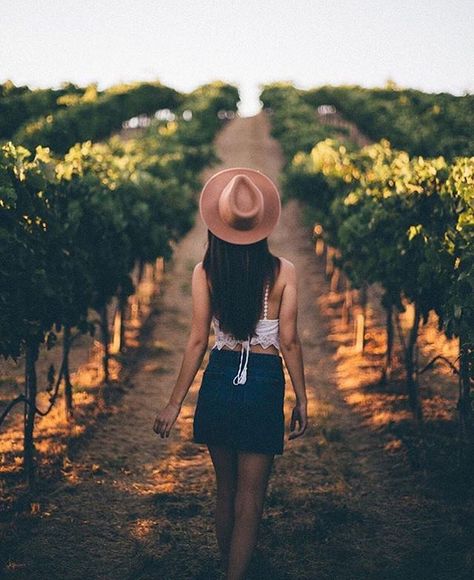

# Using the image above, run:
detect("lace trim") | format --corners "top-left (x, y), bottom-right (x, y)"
top-left (212, 336), bottom-right (280, 350)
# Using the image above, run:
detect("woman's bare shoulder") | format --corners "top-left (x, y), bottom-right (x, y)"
top-left (193, 261), bottom-right (207, 282)
top-left (276, 257), bottom-right (296, 281)
top-left (277, 256), bottom-right (295, 269)
top-left (278, 256), bottom-right (295, 278)
top-left (194, 261), bottom-right (212, 291)
top-left (193, 261), bottom-right (204, 275)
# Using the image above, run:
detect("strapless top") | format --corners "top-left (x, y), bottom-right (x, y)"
top-left (211, 282), bottom-right (279, 385)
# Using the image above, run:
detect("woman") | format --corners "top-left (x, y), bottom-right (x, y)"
top-left (153, 167), bottom-right (308, 579)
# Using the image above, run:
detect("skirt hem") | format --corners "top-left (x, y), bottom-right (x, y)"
top-left (192, 437), bottom-right (284, 455)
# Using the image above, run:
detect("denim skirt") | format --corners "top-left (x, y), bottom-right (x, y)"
top-left (193, 348), bottom-right (286, 455)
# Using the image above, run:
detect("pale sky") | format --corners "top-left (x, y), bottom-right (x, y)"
top-left (2, 0), bottom-right (473, 115)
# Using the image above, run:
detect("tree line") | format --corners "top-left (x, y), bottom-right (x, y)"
top-left (0, 80), bottom-right (240, 486)
top-left (261, 82), bottom-right (473, 465)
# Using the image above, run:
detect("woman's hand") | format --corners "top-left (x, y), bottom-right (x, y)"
top-left (153, 402), bottom-right (181, 438)
top-left (288, 401), bottom-right (308, 440)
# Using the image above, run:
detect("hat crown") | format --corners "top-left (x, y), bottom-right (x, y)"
top-left (199, 166), bottom-right (281, 245)
top-left (218, 174), bottom-right (264, 231)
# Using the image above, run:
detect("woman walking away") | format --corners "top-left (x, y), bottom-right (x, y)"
top-left (153, 167), bottom-right (308, 579)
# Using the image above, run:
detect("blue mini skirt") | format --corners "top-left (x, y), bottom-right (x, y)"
top-left (193, 348), bottom-right (286, 455)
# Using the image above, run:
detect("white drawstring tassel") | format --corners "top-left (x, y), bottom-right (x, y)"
top-left (233, 335), bottom-right (250, 385)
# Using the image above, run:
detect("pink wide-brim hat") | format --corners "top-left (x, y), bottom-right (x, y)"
top-left (199, 167), bottom-right (282, 245)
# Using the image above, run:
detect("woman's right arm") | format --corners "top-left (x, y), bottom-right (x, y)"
top-left (279, 260), bottom-right (308, 439)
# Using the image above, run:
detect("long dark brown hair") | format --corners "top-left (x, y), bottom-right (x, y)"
top-left (202, 230), bottom-right (281, 341)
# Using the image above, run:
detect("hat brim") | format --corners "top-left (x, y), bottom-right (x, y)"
top-left (199, 167), bottom-right (282, 245)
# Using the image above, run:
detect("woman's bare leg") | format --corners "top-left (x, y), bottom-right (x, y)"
top-left (207, 444), bottom-right (239, 568)
top-left (226, 451), bottom-right (274, 580)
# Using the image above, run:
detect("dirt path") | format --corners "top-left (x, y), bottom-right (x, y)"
top-left (3, 112), bottom-right (469, 580)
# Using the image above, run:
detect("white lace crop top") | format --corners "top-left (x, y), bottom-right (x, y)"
top-left (211, 281), bottom-right (280, 386)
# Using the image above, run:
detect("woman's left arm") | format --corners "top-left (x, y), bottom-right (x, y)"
top-left (153, 262), bottom-right (211, 438)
